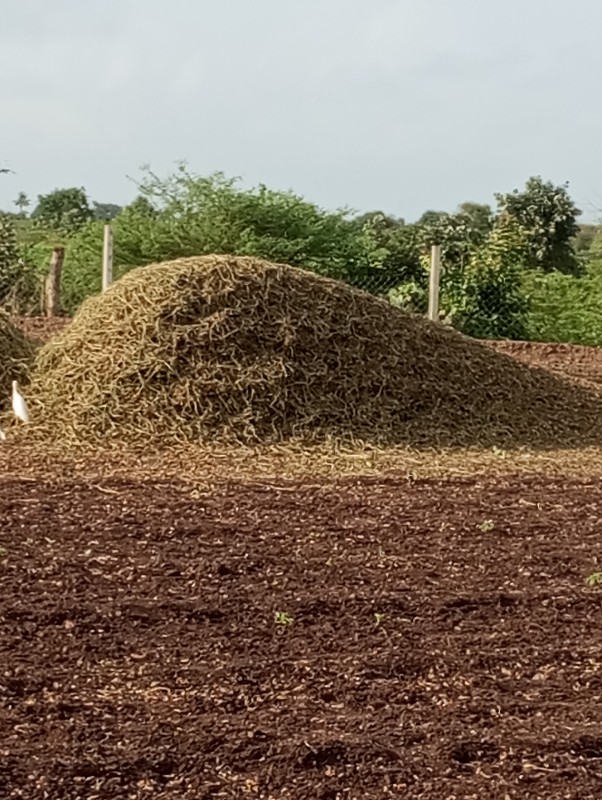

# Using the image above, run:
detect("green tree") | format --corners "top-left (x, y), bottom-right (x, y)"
top-left (13, 192), bottom-right (30, 217)
top-left (92, 202), bottom-right (122, 221)
top-left (125, 195), bottom-right (157, 217)
top-left (440, 215), bottom-right (529, 340)
top-left (349, 213), bottom-right (424, 297)
top-left (131, 165), bottom-right (362, 276)
top-left (495, 176), bottom-right (581, 274)
top-left (419, 209), bottom-right (489, 269)
top-left (0, 214), bottom-right (38, 309)
top-left (31, 187), bottom-right (93, 232)
top-left (457, 202), bottom-right (492, 237)
top-left (417, 209), bottom-right (446, 227)
top-left (32, 167), bottom-right (369, 310)
top-left (352, 211), bottom-right (404, 229)
top-left (574, 224), bottom-right (600, 253)
top-left (0, 215), bottom-right (19, 301)
top-left (17, 166), bottom-right (532, 336)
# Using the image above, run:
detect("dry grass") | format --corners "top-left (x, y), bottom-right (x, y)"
top-left (1, 441), bottom-right (602, 489)
top-left (19, 255), bottom-right (602, 451)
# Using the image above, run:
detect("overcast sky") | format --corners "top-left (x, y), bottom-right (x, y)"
top-left (2, 0), bottom-right (601, 221)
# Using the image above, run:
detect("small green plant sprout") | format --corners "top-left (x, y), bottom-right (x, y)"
top-left (479, 519), bottom-right (495, 532)
top-left (274, 611), bottom-right (293, 625)
top-left (492, 446), bottom-right (506, 458)
top-left (587, 572), bottom-right (602, 587)
top-left (374, 612), bottom-right (385, 626)
top-left (0, 546), bottom-right (6, 561)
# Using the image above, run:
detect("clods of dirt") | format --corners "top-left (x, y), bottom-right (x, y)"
top-left (1, 474), bottom-right (602, 797)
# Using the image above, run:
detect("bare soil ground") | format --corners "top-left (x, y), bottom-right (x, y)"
top-left (489, 340), bottom-right (602, 387)
top-left (16, 315), bottom-right (70, 346)
top-left (2, 472), bottom-right (602, 799)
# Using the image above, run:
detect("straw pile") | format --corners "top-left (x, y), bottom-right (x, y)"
top-left (0, 310), bottom-right (34, 408)
top-left (24, 255), bottom-right (602, 449)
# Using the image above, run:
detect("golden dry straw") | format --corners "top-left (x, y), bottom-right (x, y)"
top-left (23, 255), bottom-right (602, 449)
top-left (0, 309), bottom-right (34, 408)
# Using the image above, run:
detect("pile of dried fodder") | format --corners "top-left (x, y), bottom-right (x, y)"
top-left (0, 309), bottom-right (34, 409)
top-left (22, 255), bottom-right (602, 449)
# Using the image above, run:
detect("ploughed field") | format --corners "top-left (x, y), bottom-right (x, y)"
top-left (1, 472), bottom-right (602, 799)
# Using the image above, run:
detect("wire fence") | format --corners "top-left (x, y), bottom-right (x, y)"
top-left (8, 225), bottom-right (602, 348)
top-left (93, 232), bottom-right (602, 347)
top-left (343, 249), bottom-right (602, 346)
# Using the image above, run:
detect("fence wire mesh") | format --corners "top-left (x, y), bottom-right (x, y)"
top-left (3, 213), bottom-right (601, 348)
top-left (347, 250), bottom-right (602, 346)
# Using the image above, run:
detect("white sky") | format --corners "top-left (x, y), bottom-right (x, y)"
top-left (2, 0), bottom-right (601, 221)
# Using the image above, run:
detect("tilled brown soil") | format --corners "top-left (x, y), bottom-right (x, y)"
top-left (2, 473), bottom-right (602, 798)
top-left (15, 315), bottom-right (69, 346)
top-left (489, 340), bottom-right (602, 387)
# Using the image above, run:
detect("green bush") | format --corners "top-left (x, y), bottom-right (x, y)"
top-left (0, 215), bottom-right (40, 312)
top-left (523, 260), bottom-right (602, 346)
top-left (14, 167), bottom-right (574, 344)
top-left (437, 217), bottom-right (529, 340)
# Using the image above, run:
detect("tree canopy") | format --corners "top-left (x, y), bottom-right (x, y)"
top-left (3, 168), bottom-right (593, 342)
top-left (31, 187), bottom-right (93, 232)
top-left (495, 176), bottom-right (581, 275)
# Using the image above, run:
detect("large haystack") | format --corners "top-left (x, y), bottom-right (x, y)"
top-left (25, 255), bottom-right (602, 448)
top-left (0, 310), bottom-right (34, 408)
